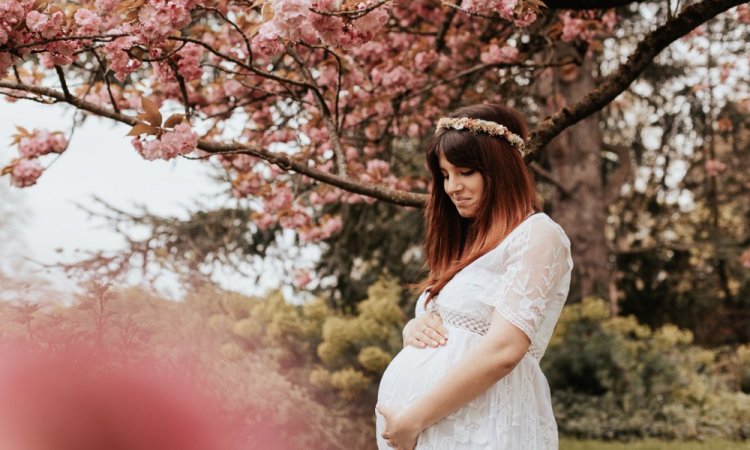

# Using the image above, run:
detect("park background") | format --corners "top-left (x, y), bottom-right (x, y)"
top-left (1, 1), bottom-right (749, 449)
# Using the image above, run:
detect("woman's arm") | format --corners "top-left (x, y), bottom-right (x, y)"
top-left (379, 310), bottom-right (530, 446)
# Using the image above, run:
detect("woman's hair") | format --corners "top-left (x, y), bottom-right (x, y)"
top-left (419, 103), bottom-right (540, 304)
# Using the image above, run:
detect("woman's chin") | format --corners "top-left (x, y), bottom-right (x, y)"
top-left (456, 208), bottom-right (477, 218)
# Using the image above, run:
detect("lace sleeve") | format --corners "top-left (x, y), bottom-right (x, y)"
top-left (476, 218), bottom-right (573, 343)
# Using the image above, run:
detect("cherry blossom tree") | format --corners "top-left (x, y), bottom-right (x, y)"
top-left (1, 0), bottom-right (748, 302)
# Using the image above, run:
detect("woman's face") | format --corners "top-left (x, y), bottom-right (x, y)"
top-left (438, 151), bottom-right (484, 218)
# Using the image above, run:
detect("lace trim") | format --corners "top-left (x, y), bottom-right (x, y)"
top-left (430, 302), bottom-right (543, 359)
top-left (432, 303), bottom-right (489, 335)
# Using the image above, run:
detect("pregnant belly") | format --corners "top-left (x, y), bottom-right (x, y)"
top-left (377, 343), bottom-right (453, 409)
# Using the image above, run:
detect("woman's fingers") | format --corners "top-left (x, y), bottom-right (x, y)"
top-left (405, 313), bottom-right (449, 348)
top-left (422, 327), bottom-right (444, 347)
top-left (426, 312), bottom-right (449, 340)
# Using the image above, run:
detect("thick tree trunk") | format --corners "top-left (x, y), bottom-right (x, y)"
top-left (541, 48), bottom-right (613, 306)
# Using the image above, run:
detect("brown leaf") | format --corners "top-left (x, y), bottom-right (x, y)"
top-left (114, 0), bottom-right (145, 14)
top-left (526, 0), bottom-right (547, 8)
top-left (1, 162), bottom-right (17, 176)
top-left (262, 2), bottom-right (274, 22)
top-left (127, 123), bottom-right (158, 136)
top-left (247, 23), bottom-right (262, 37)
top-left (140, 97), bottom-right (163, 127)
top-left (47, 5), bottom-right (64, 16)
top-left (32, 0), bottom-right (48, 12)
top-left (15, 126), bottom-right (30, 136)
top-left (559, 63), bottom-right (579, 82)
top-left (163, 114), bottom-right (186, 129)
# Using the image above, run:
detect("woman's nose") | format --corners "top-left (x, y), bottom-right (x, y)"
top-left (445, 177), bottom-right (462, 194)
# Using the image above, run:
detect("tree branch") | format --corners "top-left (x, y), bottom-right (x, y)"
top-left (544, 0), bottom-right (649, 9)
top-left (525, 0), bottom-right (745, 162)
top-left (0, 80), bottom-right (426, 207)
top-left (529, 162), bottom-right (572, 197)
top-left (286, 45), bottom-right (349, 177)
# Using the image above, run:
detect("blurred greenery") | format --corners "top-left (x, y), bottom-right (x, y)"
top-left (560, 439), bottom-right (750, 450)
top-left (545, 297), bottom-right (750, 441)
top-left (4, 280), bottom-right (748, 448)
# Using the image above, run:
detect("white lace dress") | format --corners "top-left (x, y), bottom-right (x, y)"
top-left (376, 213), bottom-right (573, 450)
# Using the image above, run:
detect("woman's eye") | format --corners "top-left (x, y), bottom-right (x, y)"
top-left (460, 170), bottom-right (474, 176)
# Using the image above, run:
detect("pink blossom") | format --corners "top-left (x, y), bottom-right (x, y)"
top-left (26, 10), bottom-right (65, 39)
top-left (738, 5), bottom-right (750, 24)
top-left (270, 0), bottom-right (317, 43)
top-left (719, 65), bottom-right (731, 83)
top-left (497, 0), bottom-right (517, 21)
top-left (254, 211), bottom-right (278, 229)
top-left (176, 43), bottom-right (203, 81)
top-left (601, 10), bottom-right (617, 32)
top-left (254, 21), bottom-right (285, 56)
top-left (39, 40), bottom-right (79, 68)
top-left (309, 189), bottom-right (340, 205)
top-left (514, 9), bottom-right (537, 27)
top-left (136, 1), bottom-right (193, 43)
top-left (95, 0), bottom-right (119, 13)
top-left (132, 123), bottom-right (198, 161)
top-left (0, 1), bottom-right (25, 31)
top-left (560, 12), bottom-right (586, 42)
top-left (264, 184), bottom-right (294, 211)
top-left (10, 159), bottom-right (43, 188)
top-left (414, 50), bottom-right (438, 71)
top-left (464, 0), bottom-right (517, 21)
top-left (280, 207), bottom-right (311, 228)
top-left (224, 79), bottom-right (245, 98)
top-left (298, 214), bottom-right (342, 241)
top-left (293, 269), bottom-right (313, 288)
top-left (320, 215), bottom-right (342, 237)
top-left (232, 171), bottom-right (263, 198)
top-left (352, 4), bottom-right (389, 40)
top-left (138, 5), bottom-right (173, 42)
top-left (705, 158), bottom-right (727, 177)
top-left (741, 249), bottom-right (750, 268)
top-left (104, 30), bottom-right (143, 81)
top-left (74, 8), bottom-right (102, 35)
top-left (373, 66), bottom-right (413, 91)
top-left (309, 10), bottom-right (350, 48)
top-left (0, 52), bottom-right (12, 76)
top-left (18, 131), bottom-right (68, 158)
top-left (480, 44), bottom-right (518, 65)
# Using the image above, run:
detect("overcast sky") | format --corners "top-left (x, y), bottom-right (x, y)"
top-left (0, 98), bottom-right (250, 298)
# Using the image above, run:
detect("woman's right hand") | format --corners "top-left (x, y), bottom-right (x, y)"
top-left (402, 311), bottom-right (449, 349)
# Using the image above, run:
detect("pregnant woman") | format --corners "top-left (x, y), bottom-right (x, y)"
top-left (376, 103), bottom-right (573, 450)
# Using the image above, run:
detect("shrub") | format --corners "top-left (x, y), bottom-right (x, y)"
top-left (545, 297), bottom-right (750, 440)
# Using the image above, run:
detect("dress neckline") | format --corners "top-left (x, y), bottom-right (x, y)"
top-left (424, 212), bottom-right (547, 299)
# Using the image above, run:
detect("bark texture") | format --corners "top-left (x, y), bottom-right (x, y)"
top-left (543, 48), bottom-right (612, 303)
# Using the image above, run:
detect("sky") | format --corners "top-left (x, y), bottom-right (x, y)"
top-left (0, 98), bottom-right (270, 299)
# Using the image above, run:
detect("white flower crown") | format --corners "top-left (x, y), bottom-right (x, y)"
top-left (436, 117), bottom-right (526, 156)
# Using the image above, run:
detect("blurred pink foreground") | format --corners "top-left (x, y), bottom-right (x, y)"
top-left (0, 344), bottom-right (236, 450)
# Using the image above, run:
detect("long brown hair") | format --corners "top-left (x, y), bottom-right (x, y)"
top-left (419, 103), bottom-right (540, 305)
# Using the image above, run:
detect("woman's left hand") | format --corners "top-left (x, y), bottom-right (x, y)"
top-left (376, 404), bottom-right (421, 450)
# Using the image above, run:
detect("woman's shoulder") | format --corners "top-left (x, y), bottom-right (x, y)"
top-left (516, 212), bottom-right (571, 247)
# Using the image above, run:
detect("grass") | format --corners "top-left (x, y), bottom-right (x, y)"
top-left (560, 438), bottom-right (750, 450)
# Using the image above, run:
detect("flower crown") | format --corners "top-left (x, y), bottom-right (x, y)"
top-left (436, 117), bottom-right (526, 156)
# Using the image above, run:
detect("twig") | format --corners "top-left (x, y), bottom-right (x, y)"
top-left (309, 0), bottom-right (390, 19)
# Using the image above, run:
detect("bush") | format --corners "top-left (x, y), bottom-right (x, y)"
top-left (544, 297), bottom-right (750, 440)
